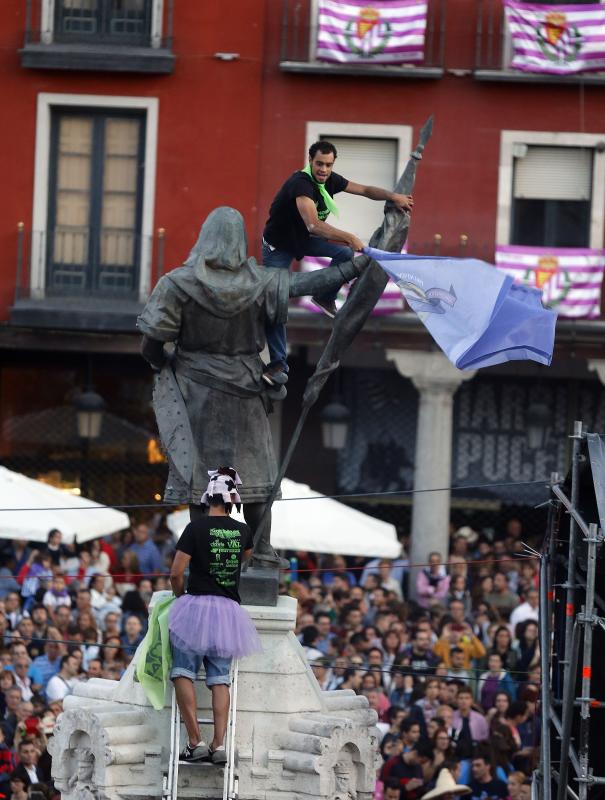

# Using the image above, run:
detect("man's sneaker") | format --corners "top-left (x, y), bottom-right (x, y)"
top-left (262, 366), bottom-right (288, 386)
top-left (311, 297), bottom-right (337, 319)
top-left (179, 741), bottom-right (209, 762)
top-left (210, 745), bottom-right (227, 765)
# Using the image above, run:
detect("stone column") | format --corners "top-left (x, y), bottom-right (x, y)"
top-left (588, 359), bottom-right (605, 385)
top-left (386, 350), bottom-right (475, 594)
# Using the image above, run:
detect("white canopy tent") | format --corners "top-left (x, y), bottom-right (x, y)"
top-left (166, 477), bottom-right (401, 558)
top-left (0, 466), bottom-right (130, 544)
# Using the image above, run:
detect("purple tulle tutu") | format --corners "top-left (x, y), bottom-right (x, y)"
top-left (169, 594), bottom-right (262, 659)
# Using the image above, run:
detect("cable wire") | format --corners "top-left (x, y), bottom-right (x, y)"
top-left (0, 478), bottom-right (549, 513)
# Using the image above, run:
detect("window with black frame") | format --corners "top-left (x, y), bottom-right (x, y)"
top-left (46, 109), bottom-right (145, 298)
top-left (54, 0), bottom-right (152, 45)
top-left (510, 145), bottom-right (593, 248)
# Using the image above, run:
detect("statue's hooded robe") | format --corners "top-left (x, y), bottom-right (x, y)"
top-left (138, 207), bottom-right (289, 504)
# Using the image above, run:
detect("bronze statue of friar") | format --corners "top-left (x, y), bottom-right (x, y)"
top-left (138, 119), bottom-right (432, 579)
top-left (138, 206), bottom-right (365, 568)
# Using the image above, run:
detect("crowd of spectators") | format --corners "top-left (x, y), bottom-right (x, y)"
top-left (0, 521), bottom-right (173, 800)
top-left (289, 519), bottom-right (542, 800)
top-left (0, 515), bottom-right (541, 800)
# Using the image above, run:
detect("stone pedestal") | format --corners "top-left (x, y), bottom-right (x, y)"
top-left (239, 565), bottom-right (280, 606)
top-left (49, 594), bottom-right (380, 800)
top-left (387, 350), bottom-right (475, 593)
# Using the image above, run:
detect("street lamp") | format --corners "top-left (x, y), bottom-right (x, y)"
top-left (320, 397), bottom-right (351, 450)
top-left (526, 402), bottom-right (550, 450)
top-left (74, 389), bottom-right (105, 496)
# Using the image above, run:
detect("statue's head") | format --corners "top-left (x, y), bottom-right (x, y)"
top-left (185, 207), bottom-right (248, 272)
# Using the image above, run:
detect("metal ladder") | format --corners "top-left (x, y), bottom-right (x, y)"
top-left (164, 660), bottom-right (239, 800)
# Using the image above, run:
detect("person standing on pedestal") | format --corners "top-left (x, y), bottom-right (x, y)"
top-left (168, 469), bottom-right (261, 764)
top-left (262, 140), bottom-right (414, 384)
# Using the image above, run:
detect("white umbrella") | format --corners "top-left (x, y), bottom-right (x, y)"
top-left (0, 466), bottom-right (130, 544)
top-left (166, 477), bottom-right (401, 558)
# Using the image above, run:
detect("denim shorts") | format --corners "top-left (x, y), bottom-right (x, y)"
top-left (170, 641), bottom-right (232, 687)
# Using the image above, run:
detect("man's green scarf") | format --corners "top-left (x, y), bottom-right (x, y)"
top-left (302, 164), bottom-right (339, 218)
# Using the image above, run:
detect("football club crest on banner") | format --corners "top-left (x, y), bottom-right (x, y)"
top-left (316, 0), bottom-right (427, 64)
top-left (495, 245), bottom-right (605, 318)
top-left (504, 0), bottom-right (605, 75)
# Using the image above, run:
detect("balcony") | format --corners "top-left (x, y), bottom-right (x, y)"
top-left (20, 0), bottom-right (175, 73)
top-left (279, 0), bottom-right (445, 79)
top-left (10, 224), bottom-right (166, 331)
top-left (475, 0), bottom-right (605, 84)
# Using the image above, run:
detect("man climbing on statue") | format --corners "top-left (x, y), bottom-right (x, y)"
top-left (168, 468), bottom-right (261, 764)
top-left (261, 140), bottom-right (414, 385)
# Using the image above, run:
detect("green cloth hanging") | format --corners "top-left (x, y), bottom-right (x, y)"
top-left (301, 164), bottom-right (339, 218)
top-left (135, 593), bottom-right (176, 711)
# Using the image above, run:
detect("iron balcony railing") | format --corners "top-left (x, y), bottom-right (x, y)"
top-left (14, 224), bottom-right (166, 303)
top-left (23, 0), bottom-right (174, 50)
top-left (279, 0), bottom-right (446, 76)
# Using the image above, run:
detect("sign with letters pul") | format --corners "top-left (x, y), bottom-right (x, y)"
top-left (338, 370), bottom-right (605, 505)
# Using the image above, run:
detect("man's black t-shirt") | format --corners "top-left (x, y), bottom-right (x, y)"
top-left (176, 516), bottom-right (253, 603)
top-left (468, 778), bottom-right (509, 800)
top-left (263, 170), bottom-right (349, 259)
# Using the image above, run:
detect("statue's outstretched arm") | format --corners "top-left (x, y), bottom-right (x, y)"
top-left (288, 258), bottom-right (363, 298)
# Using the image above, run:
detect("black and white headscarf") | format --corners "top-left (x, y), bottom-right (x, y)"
top-left (201, 467), bottom-right (242, 505)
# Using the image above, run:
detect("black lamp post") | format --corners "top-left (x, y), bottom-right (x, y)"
top-left (526, 402), bottom-right (550, 450)
top-left (320, 397), bottom-right (351, 450)
top-left (74, 389), bottom-right (105, 497)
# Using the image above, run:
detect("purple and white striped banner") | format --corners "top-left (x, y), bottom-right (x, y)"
top-left (298, 253), bottom-right (407, 316)
top-left (495, 245), bottom-right (604, 318)
top-left (316, 0), bottom-right (427, 65)
top-left (504, 1), bottom-right (605, 75)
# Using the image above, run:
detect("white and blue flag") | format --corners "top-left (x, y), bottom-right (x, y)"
top-left (364, 247), bottom-right (557, 370)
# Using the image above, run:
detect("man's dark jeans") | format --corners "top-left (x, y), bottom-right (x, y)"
top-left (261, 238), bottom-right (353, 370)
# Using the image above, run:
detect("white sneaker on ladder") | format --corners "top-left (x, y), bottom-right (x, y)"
top-left (163, 660), bottom-right (239, 800)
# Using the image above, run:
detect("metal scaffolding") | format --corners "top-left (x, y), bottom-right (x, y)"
top-left (536, 421), bottom-right (605, 800)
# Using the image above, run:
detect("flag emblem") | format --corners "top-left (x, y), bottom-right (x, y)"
top-left (533, 255), bottom-right (558, 288)
top-left (537, 12), bottom-right (582, 63)
top-left (496, 245), bottom-right (603, 318)
top-left (345, 7), bottom-right (391, 57)
top-left (396, 278), bottom-right (457, 315)
top-left (357, 7), bottom-right (379, 38)
top-left (524, 256), bottom-right (572, 308)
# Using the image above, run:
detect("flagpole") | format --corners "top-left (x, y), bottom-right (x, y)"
top-left (250, 117), bottom-right (434, 558)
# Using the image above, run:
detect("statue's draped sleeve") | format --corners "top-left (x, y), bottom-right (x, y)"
top-left (267, 267), bottom-right (290, 327)
top-left (137, 276), bottom-right (186, 343)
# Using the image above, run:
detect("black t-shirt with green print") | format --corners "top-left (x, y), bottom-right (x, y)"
top-left (176, 516), bottom-right (253, 603)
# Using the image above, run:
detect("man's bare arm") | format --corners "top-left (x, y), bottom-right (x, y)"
top-left (170, 551), bottom-right (191, 597)
top-left (295, 196), bottom-right (364, 251)
top-left (345, 181), bottom-right (413, 213)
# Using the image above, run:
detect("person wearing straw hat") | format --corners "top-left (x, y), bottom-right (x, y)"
top-left (168, 467), bottom-right (262, 765)
top-left (422, 769), bottom-right (471, 800)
